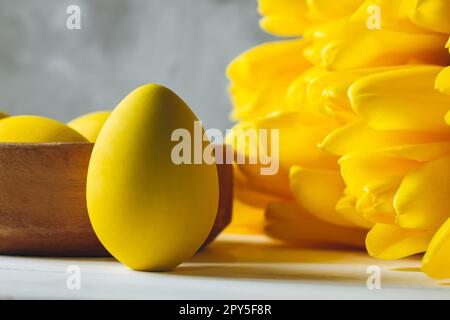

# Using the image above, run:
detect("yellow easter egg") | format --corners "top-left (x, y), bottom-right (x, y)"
top-left (0, 115), bottom-right (88, 143)
top-left (87, 84), bottom-right (219, 271)
top-left (68, 111), bottom-right (111, 142)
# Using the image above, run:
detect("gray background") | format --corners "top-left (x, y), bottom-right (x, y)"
top-left (0, 0), bottom-right (272, 130)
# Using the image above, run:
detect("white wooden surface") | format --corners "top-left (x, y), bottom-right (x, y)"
top-left (0, 234), bottom-right (449, 300)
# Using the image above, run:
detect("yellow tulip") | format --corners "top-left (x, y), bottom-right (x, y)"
top-left (408, 0), bottom-right (450, 34)
top-left (265, 201), bottom-right (367, 249)
top-left (304, 19), bottom-right (450, 70)
top-left (356, 178), bottom-right (400, 224)
top-left (339, 150), bottom-right (421, 200)
top-left (321, 119), bottom-right (450, 156)
top-left (338, 141), bottom-right (450, 230)
top-left (366, 223), bottom-right (433, 260)
top-left (290, 166), bottom-right (369, 228)
top-left (352, 0), bottom-right (450, 33)
top-left (286, 67), bottom-right (329, 112)
top-left (306, 0), bottom-right (366, 23)
top-left (435, 66), bottom-right (450, 125)
top-left (436, 66), bottom-right (450, 95)
top-left (335, 190), bottom-right (375, 228)
top-left (224, 198), bottom-right (266, 235)
top-left (228, 0), bottom-right (450, 279)
top-left (292, 66), bottom-right (396, 122)
top-left (226, 110), bottom-right (339, 198)
top-left (418, 49), bottom-right (450, 278)
top-left (227, 39), bottom-right (311, 121)
top-left (257, 0), bottom-right (364, 36)
top-left (233, 163), bottom-right (284, 208)
top-left (228, 162), bottom-right (284, 234)
top-left (394, 155), bottom-right (450, 231)
top-left (225, 120), bottom-right (290, 198)
top-left (422, 218), bottom-right (450, 279)
top-left (257, 0), bottom-right (308, 37)
top-left (350, 66), bottom-right (450, 132)
top-left (329, 63), bottom-right (450, 261)
top-left (352, 0), bottom-right (426, 33)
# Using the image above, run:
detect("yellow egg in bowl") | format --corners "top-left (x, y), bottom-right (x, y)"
top-left (0, 102), bottom-right (232, 259)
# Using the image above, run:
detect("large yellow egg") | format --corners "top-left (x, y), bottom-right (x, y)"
top-left (86, 84), bottom-right (219, 271)
top-left (68, 111), bottom-right (111, 142)
top-left (0, 115), bottom-right (88, 142)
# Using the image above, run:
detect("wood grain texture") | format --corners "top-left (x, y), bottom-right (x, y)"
top-left (0, 143), bottom-right (232, 257)
top-left (202, 155), bottom-right (233, 248)
top-left (0, 142), bottom-right (105, 256)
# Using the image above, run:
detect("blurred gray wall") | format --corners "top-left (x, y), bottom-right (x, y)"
top-left (0, 0), bottom-right (272, 130)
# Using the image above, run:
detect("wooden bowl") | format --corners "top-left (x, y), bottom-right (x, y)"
top-left (0, 143), bottom-right (233, 257)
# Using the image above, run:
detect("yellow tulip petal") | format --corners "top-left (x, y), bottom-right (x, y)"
top-left (303, 69), bottom-right (365, 120)
top-left (226, 121), bottom-right (292, 198)
top-left (340, 142), bottom-right (450, 200)
top-left (229, 76), bottom-right (297, 121)
top-left (306, 0), bottom-right (365, 22)
top-left (305, 19), bottom-right (449, 70)
top-left (227, 39), bottom-right (308, 86)
top-left (224, 198), bottom-right (265, 235)
top-left (227, 111), bottom-right (340, 198)
top-left (395, 155), bottom-right (450, 231)
top-left (339, 143), bottom-right (450, 226)
top-left (259, 17), bottom-right (307, 38)
top-left (435, 66), bottom-right (450, 95)
top-left (286, 66), bottom-right (329, 110)
top-left (366, 224), bottom-right (432, 260)
top-left (300, 66), bottom-right (411, 122)
top-left (356, 177), bottom-right (400, 224)
top-left (409, 0), bottom-right (450, 34)
top-left (350, 66), bottom-right (450, 132)
top-left (339, 151), bottom-right (420, 198)
top-left (321, 120), bottom-right (450, 156)
top-left (359, 200), bottom-right (397, 224)
top-left (352, 0), bottom-right (426, 33)
top-left (257, 0), bottom-right (363, 36)
top-left (422, 218), bottom-right (450, 279)
top-left (253, 111), bottom-right (340, 170)
top-left (290, 166), bottom-right (358, 227)
top-left (233, 163), bottom-right (292, 199)
top-left (257, 0), bottom-right (308, 37)
top-left (355, 0), bottom-right (450, 34)
top-left (438, 62), bottom-right (450, 124)
top-left (234, 163), bottom-right (284, 208)
top-left (227, 39), bottom-right (311, 121)
top-left (265, 202), bottom-right (367, 249)
top-left (335, 194), bottom-right (374, 229)
top-left (383, 142), bottom-right (450, 162)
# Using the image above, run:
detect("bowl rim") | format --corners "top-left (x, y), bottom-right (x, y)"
top-left (0, 142), bottom-right (94, 148)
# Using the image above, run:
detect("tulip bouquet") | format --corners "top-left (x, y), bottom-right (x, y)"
top-left (226, 0), bottom-right (450, 279)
